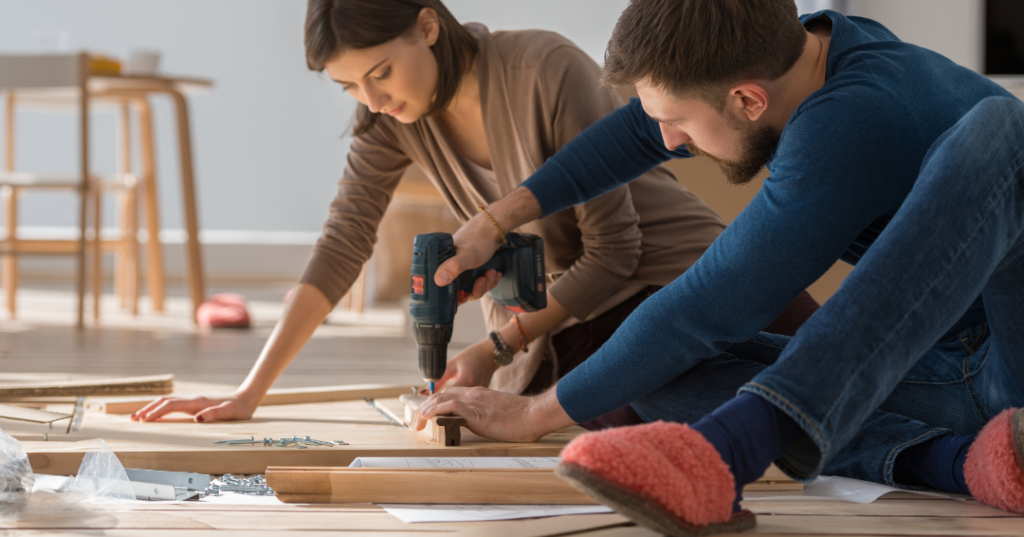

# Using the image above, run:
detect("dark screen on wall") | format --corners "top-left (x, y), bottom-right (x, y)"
top-left (986, 0), bottom-right (1024, 74)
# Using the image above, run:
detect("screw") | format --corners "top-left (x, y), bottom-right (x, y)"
top-left (333, 440), bottom-right (349, 445)
top-left (214, 436), bottom-right (257, 445)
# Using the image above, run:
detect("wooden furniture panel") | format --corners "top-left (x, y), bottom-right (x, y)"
top-left (13, 398), bottom-right (583, 475)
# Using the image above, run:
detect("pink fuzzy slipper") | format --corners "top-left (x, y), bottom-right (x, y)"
top-left (197, 293), bottom-right (251, 329)
top-left (556, 421), bottom-right (754, 536)
top-left (964, 408), bottom-right (1024, 513)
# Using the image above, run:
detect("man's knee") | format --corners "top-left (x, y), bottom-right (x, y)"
top-left (972, 96), bottom-right (1024, 124)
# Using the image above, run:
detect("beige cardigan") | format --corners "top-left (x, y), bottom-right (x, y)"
top-left (301, 24), bottom-right (725, 393)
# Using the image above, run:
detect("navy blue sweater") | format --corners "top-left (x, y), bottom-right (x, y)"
top-left (521, 11), bottom-right (1016, 423)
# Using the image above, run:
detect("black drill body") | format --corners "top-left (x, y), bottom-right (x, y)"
top-left (409, 232), bottom-right (546, 384)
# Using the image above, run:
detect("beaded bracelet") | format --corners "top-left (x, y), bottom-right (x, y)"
top-left (477, 205), bottom-right (508, 245)
top-left (511, 314), bottom-right (534, 352)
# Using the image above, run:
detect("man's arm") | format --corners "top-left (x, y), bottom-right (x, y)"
top-left (436, 98), bottom-right (683, 285)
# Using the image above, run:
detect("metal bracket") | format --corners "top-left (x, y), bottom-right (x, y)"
top-left (66, 396), bottom-right (85, 433)
top-left (125, 468), bottom-right (210, 491)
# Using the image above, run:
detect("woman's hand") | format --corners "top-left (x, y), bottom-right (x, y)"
top-left (437, 340), bottom-right (499, 390)
top-left (131, 392), bottom-right (258, 423)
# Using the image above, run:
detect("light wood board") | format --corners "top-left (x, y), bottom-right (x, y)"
top-left (0, 403), bottom-right (71, 424)
top-left (3, 494), bottom-right (1023, 536)
top-left (266, 467), bottom-right (598, 504)
top-left (12, 398), bottom-right (582, 475)
top-left (87, 383), bottom-right (414, 414)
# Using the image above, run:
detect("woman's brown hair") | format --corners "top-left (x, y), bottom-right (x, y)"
top-left (305, 0), bottom-right (478, 135)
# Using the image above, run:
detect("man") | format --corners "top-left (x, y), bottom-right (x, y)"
top-left (414, 1), bottom-right (1024, 534)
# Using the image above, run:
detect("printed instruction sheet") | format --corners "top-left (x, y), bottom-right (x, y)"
top-left (348, 456), bottom-right (560, 469)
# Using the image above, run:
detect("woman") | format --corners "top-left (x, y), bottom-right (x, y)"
top-left (132, 0), bottom-right (818, 427)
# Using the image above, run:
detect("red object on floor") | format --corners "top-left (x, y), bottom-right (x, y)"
top-left (965, 407), bottom-right (1024, 514)
top-left (557, 421), bottom-right (753, 535)
top-left (197, 293), bottom-right (251, 329)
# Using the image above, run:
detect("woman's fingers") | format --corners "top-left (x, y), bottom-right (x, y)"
top-left (131, 396), bottom-right (171, 420)
top-left (193, 400), bottom-right (241, 423)
top-left (137, 398), bottom-right (197, 422)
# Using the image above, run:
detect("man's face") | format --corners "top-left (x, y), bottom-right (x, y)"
top-left (636, 82), bottom-right (780, 185)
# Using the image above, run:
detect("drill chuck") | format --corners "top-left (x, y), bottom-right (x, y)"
top-left (413, 322), bottom-right (453, 381)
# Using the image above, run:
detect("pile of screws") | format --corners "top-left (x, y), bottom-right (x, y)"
top-left (213, 435), bottom-right (349, 448)
top-left (206, 474), bottom-right (274, 496)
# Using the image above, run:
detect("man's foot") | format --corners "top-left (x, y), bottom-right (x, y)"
top-left (964, 408), bottom-right (1024, 513)
top-left (556, 421), bottom-right (756, 537)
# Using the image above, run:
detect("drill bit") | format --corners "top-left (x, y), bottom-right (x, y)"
top-left (429, 381), bottom-right (435, 394)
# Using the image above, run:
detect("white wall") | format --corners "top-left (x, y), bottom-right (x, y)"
top-left (846, 0), bottom-right (984, 72)
top-left (0, 1), bottom-right (628, 236)
top-left (0, 0), bottom-right (993, 281)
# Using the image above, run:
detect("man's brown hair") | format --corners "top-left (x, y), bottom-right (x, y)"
top-left (604, 0), bottom-right (808, 106)
top-left (305, 0), bottom-right (478, 135)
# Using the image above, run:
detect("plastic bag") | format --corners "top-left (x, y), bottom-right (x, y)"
top-left (67, 438), bottom-right (135, 503)
top-left (1, 435), bottom-right (134, 520)
top-left (0, 428), bottom-right (34, 511)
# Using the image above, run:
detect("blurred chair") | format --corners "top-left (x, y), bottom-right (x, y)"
top-left (0, 53), bottom-right (150, 326)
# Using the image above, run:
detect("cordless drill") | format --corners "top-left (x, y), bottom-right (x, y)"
top-left (410, 232), bottom-right (547, 393)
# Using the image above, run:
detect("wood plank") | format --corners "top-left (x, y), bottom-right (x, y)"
top-left (743, 497), bottom-right (1019, 517)
top-left (266, 467), bottom-right (598, 505)
top-left (0, 374), bottom-right (173, 397)
top-left (0, 509), bottom-right (632, 536)
top-left (750, 514), bottom-right (1024, 535)
top-left (15, 399), bottom-right (584, 475)
top-left (87, 383), bottom-right (413, 414)
top-left (0, 403), bottom-right (71, 424)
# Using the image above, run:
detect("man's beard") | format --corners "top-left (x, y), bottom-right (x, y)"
top-left (686, 121), bottom-right (781, 186)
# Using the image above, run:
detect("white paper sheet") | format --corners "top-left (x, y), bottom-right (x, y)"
top-left (349, 457), bottom-right (560, 469)
top-left (742, 475), bottom-right (962, 504)
top-left (380, 504), bottom-right (613, 523)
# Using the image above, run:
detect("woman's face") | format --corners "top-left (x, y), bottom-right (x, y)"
top-left (324, 11), bottom-right (440, 123)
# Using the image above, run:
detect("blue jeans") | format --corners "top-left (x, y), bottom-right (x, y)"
top-left (631, 328), bottom-right (1010, 487)
top-left (731, 96), bottom-right (1024, 481)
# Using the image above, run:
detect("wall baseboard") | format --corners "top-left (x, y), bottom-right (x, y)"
top-left (3, 226), bottom-right (321, 281)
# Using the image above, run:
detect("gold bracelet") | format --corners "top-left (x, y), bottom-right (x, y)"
top-left (477, 205), bottom-right (508, 245)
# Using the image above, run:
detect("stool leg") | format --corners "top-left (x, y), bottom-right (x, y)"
top-left (351, 264), bottom-right (366, 313)
top-left (136, 99), bottom-right (165, 313)
top-left (92, 185), bottom-right (102, 320)
top-left (168, 90), bottom-right (205, 322)
top-left (116, 102), bottom-right (131, 310)
top-left (3, 92), bottom-right (17, 318)
top-left (127, 185), bottom-right (140, 316)
top-left (2, 186), bottom-right (17, 318)
top-left (117, 194), bottom-right (127, 308)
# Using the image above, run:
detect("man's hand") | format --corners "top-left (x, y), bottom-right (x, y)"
top-left (411, 386), bottom-right (574, 443)
top-left (436, 341), bottom-right (499, 390)
top-left (131, 393), bottom-right (258, 423)
top-left (435, 215), bottom-right (503, 287)
top-left (434, 187), bottom-right (543, 287)
top-left (458, 269), bottom-right (502, 305)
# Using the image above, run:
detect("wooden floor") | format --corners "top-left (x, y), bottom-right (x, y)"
top-left (3, 281), bottom-right (1023, 536)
